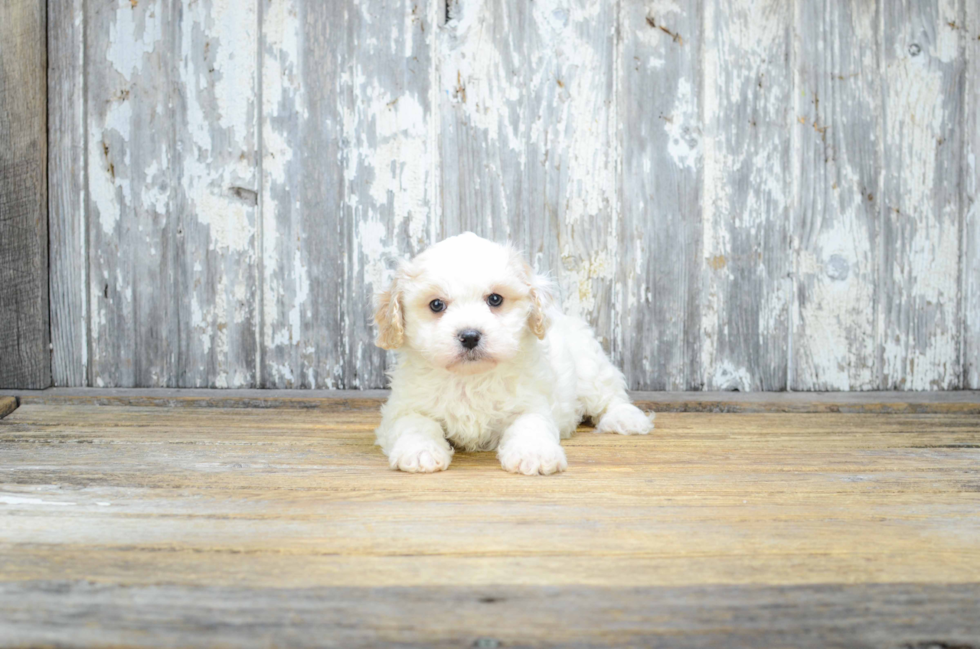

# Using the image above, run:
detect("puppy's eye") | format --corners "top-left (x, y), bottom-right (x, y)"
top-left (487, 293), bottom-right (503, 307)
top-left (429, 299), bottom-right (446, 313)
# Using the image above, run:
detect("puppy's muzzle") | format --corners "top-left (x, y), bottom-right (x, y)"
top-left (457, 329), bottom-right (482, 350)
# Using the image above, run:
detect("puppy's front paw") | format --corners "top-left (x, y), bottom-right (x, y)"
top-left (388, 435), bottom-right (453, 473)
top-left (498, 437), bottom-right (567, 476)
top-left (596, 403), bottom-right (655, 435)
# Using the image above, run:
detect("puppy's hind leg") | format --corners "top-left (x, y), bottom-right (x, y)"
top-left (570, 324), bottom-right (654, 436)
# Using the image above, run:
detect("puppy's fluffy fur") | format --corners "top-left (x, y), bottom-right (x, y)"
top-left (374, 233), bottom-right (654, 475)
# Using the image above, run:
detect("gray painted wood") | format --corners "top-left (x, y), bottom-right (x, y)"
top-left (792, 0), bottom-right (881, 390)
top-left (439, 0), bottom-right (528, 247)
top-left (879, 0), bottom-right (964, 390)
top-left (46, 0), bottom-right (980, 391)
top-left (48, 0), bottom-right (88, 387)
top-left (260, 0), bottom-right (346, 389)
top-left (175, 0), bottom-right (260, 388)
top-left (699, 0), bottom-right (793, 391)
top-left (965, 4), bottom-right (980, 390)
top-left (620, 0), bottom-right (702, 390)
top-left (524, 0), bottom-right (619, 361)
top-left (343, 0), bottom-right (439, 388)
top-left (86, 0), bottom-right (179, 387)
top-left (2, 582), bottom-right (979, 648)
top-left (0, 0), bottom-right (49, 390)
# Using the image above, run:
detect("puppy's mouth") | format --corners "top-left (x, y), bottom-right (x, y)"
top-left (448, 348), bottom-right (497, 372)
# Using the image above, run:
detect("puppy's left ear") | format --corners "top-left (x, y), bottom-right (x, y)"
top-left (525, 263), bottom-right (555, 340)
top-left (374, 269), bottom-right (406, 350)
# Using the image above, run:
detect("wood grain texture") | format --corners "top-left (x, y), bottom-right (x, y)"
top-left (175, 0), bottom-right (260, 388)
top-left (0, 397), bottom-right (16, 419)
top-left (0, 0), bottom-right (49, 389)
top-left (524, 0), bottom-right (619, 356)
top-left (2, 388), bottom-right (979, 414)
top-left (792, 0), bottom-right (880, 390)
top-left (965, 3), bottom-right (980, 389)
top-left (2, 583), bottom-right (978, 649)
top-left (342, 0), bottom-right (439, 388)
top-left (260, 0), bottom-right (348, 389)
top-left (48, 0), bottom-right (89, 387)
top-left (620, 0), bottom-right (702, 390)
top-left (47, 0), bottom-right (979, 391)
top-left (1, 404), bottom-right (979, 645)
top-left (700, 0), bottom-right (793, 391)
top-left (879, 0), bottom-right (964, 390)
top-left (439, 0), bottom-right (527, 244)
top-left (87, 0), bottom-right (179, 387)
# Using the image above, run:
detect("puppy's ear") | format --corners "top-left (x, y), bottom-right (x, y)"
top-left (525, 263), bottom-right (555, 340)
top-left (374, 270), bottom-right (406, 350)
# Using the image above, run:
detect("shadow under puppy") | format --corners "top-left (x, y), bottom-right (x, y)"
top-left (374, 233), bottom-right (654, 475)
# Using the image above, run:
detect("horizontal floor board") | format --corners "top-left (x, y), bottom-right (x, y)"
top-left (2, 402), bottom-right (979, 645)
top-left (2, 388), bottom-right (979, 413)
top-left (2, 582), bottom-right (979, 649)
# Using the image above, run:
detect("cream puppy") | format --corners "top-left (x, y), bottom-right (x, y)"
top-left (373, 233), bottom-right (654, 475)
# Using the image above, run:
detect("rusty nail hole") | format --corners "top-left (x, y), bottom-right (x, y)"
top-left (908, 43), bottom-right (922, 56)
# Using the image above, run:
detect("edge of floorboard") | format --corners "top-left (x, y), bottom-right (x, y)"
top-left (0, 388), bottom-right (979, 414)
top-left (0, 396), bottom-right (17, 419)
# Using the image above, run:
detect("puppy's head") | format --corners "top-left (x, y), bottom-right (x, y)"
top-left (374, 233), bottom-right (553, 374)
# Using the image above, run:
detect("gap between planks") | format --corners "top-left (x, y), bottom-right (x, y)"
top-left (0, 388), bottom-right (979, 414)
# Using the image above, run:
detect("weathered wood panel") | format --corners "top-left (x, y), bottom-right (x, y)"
top-left (2, 583), bottom-right (979, 649)
top-left (965, 4), bottom-right (980, 389)
top-left (342, 0), bottom-right (439, 388)
top-left (2, 404), bottom-right (980, 645)
top-left (524, 0), bottom-right (619, 354)
top-left (260, 0), bottom-right (345, 389)
top-left (792, 1), bottom-right (881, 390)
top-left (175, 0), bottom-right (260, 388)
top-left (879, 0), bottom-right (964, 390)
top-left (46, 0), bottom-right (979, 391)
top-left (3, 387), bottom-right (980, 415)
top-left (700, 0), bottom-right (793, 390)
top-left (48, 0), bottom-right (88, 387)
top-left (440, 0), bottom-right (527, 243)
top-left (86, 0), bottom-right (179, 387)
top-left (0, 0), bottom-right (49, 389)
top-left (620, 0), bottom-right (702, 390)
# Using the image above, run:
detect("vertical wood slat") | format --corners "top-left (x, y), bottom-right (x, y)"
top-left (260, 0), bottom-right (344, 388)
top-left (792, 0), bottom-right (880, 390)
top-left (260, 0), bottom-right (436, 389)
top-left (879, 0), bottom-right (964, 390)
top-left (87, 0), bottom-right (178, 387)
top-left (49, 0), bottom-right (88, 387)
top-left (440, 0), bottom-right (620, 352)
top-left (964, 3), bottom-right (980, 389)
top-left (0, 0), bottom-right (49, 389)
top-left (439, 0), bottom-right (528, 244)
top-left (619, 0), bottom-right (702, 390)
top-left (343, 0), bottom-right (439, 388)
top-left (176, 0), bottom-right (259, 388)
top-left (524, 0), bottom-right (619, 359)
top-left (700, 0), bottom-right (793, 391)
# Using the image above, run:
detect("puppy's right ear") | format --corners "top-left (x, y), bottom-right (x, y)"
top-left (374, 271), bottom-right (405, 350)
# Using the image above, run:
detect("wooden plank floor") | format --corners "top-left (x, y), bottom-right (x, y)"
top-left (1, 399), bottom-right (979, 647)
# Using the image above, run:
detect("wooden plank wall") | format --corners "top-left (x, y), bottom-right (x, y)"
top-left (44, 0), bottom-right (980, 391)
top-left (0, 0), bottom-right (49, 389)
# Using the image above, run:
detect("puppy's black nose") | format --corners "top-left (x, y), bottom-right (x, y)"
top-left (458, 329), bottom-right (482, 350)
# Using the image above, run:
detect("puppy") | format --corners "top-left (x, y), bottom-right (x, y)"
top-left (373, 233), bottom-right (654, 475)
